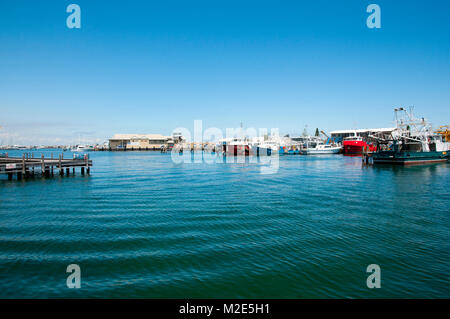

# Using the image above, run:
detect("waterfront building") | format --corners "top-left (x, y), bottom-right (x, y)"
top-left (330, 128), bottom-right (396, 142)
top-left (108, 134), bottom-right (177, 150)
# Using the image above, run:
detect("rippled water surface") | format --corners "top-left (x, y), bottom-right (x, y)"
top-left (0, 150), bottom-right (449, 298)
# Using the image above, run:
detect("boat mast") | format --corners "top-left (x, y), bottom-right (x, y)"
top-left (394, 106), bottom-right (432, 138)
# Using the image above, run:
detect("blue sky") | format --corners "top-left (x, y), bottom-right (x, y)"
top-left (0, 0), bottom-right (449, 144)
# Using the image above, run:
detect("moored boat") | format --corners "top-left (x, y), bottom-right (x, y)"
top-left (71, 145), bottom-right (94, 152)
top-left (250, 143), bottom-right (272, 156)
top-left (370, 107), bottom-right (450, 165)
top-left (222, 138), bottom-right (249, 156)
top-left (303, 143), bottom-right (342, 155)
top-left (343, 134), bottom-right (376, 155)
top-left (298, 135), bottom-right (341, 155)
top-left (218, 137), bottom-right (273, 156)
top-left (371, 149), bottom-right (448, 165)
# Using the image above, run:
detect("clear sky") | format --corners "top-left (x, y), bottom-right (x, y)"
top-left (0, 0), bottom-right (449, 145)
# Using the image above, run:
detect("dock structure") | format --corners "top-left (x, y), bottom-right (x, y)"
top-left (0, 153), bottom-right (92, 181)
top-left (94, 145), bottom-right (168, 152)
top-left (108, 133), bottom-right (177, 151)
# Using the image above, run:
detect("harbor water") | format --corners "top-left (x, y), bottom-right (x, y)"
top-left (0, 150), bottom-right (449, 298)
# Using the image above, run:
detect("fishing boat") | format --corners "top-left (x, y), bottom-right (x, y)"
top-left (435, 125), bottom-right (449, 142)
top-left (302, 143), bottom-right (342, 155)
top-left (343, 134), bottom-right (376, 155)
top-left (298, 136), bottom-right (339, 154)
top-left (250, 142), bottom-right (272, 156)
top-left (370, 107), bottom-right (449, 165)
top-left (220, 138), bottom-right (249, 156)
top-left (218, 137), bottom-right (272, 156)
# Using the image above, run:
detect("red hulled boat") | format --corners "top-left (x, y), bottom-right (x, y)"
top-left (343, 135), bottom-right (376, 155)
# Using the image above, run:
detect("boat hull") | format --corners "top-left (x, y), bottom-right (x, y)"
top-left (224, 145), bottom-right (271, 156)
top-left (225, 145), bottom-right (248, 156)
top-left (250, 145), bottom-right (271, 156)
top-left (372, 151), bottom-right (449, 165)
top-left (303, 148), bottom-right (341, 155)
top-left (72, 148), bottom-right (92, 152)
top-left (343, 140), bottom-right (376, 154)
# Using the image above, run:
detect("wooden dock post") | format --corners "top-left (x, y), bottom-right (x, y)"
top-left (59, 154), bottom-right (63, 175)
top-left (22, 154), bottom-right (26, 176)
top-left (66, 168), bottom-right (70, 176)
top-left (41, 154), bottom-right (45, 175)
top-left (81, 167), bottom-right (85, 175)
top-left (85, 154), bottom-right (89, 175)
top-left (17, 172), bottom-right (23, 180)
top-left (8, 173), bottom-right (12, 181)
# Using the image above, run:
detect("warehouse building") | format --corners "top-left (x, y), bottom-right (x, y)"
top-left (108, 134), bottom-right (179, 150)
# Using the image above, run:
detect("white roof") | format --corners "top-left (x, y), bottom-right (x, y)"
top-left (110, 134), bottom-right (170, 140)
top-left (330, 128), bottom-right (396, 135)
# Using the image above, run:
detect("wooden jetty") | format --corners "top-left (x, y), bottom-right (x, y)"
top-left (0, 153), bottom-right (92, 181)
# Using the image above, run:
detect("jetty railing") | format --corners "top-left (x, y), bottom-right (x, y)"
top-left (0, 153), bottom-right (92, 181)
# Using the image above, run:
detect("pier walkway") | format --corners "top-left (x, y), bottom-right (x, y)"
top-left (0, 154), bottom-right (92, 180)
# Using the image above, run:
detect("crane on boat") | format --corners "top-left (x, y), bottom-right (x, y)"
top-left (320, 130), bottom-right (331, 144)
top-left (435, 125), bottom-right (449, 142)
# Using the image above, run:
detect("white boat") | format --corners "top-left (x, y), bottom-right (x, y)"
top-left (71, 145), bottom-right (93, 152)
top-left (222, 138), bottom-right (249, 155)
top-left (302, 143), bottom-right (342, 155)
top-left (249, 142), bottom-right (271, 156)
top-left (217, 137), bottom-right (273, 156)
